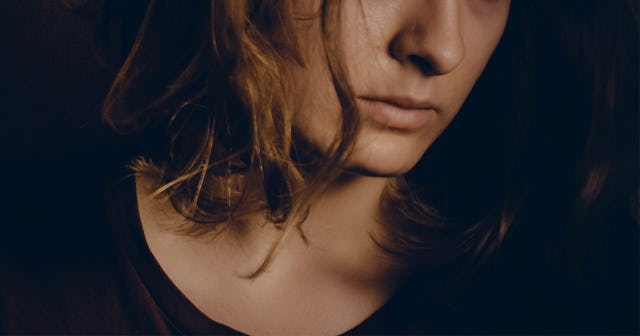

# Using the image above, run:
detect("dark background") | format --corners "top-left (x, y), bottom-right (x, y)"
top-left (1, 1), bottom-right (637, 333)
top-left (0, 0), bottom-right (133, 276)
top-left (0, 0), bottom-right (118, 163)
top-left (0, 0), bottom-right (140, 237)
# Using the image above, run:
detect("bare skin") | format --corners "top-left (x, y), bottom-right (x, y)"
top-left (136, 1), bottom-right (510, 334)
top-left (137, 173), bottom-right (402, 335)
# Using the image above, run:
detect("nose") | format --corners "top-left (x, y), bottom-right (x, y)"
top-left (389, 1), bottom-right (465, 76)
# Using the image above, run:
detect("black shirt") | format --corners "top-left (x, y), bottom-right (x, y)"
top-left (2, 158), bottom-right (637, 334)
top-left (0, 169), bottom-right (459, 334)
top-left (1, 1), bottom-right (637, 332)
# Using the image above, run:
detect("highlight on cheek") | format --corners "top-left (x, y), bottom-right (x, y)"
top-left (4, 0), bottom-right (636, 334)
top-left (102, 0), bottom-right (519, 277)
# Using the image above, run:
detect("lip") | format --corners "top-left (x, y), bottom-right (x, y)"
top-left (356, 97), bottom-right (437, 130)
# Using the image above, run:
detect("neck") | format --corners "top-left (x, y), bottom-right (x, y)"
top-left (136, 172), bottom-right (408, 335)
top-left (292, 173), bottom-right (395, 277)
top-left (137, 171), bottom-right (404, 286)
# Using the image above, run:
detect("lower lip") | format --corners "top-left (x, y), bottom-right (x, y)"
top-left (356, 98), bottom-right (435, 130)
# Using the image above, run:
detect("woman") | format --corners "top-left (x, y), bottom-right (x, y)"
top-left (1, 0), bottom-right (637, 334)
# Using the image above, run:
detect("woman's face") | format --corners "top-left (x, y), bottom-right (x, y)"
top-left (292, 0), bottom-right (511, 176)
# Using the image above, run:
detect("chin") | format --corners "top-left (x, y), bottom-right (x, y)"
top-left (344, 135), bottom-right (434, 177)
top-left (344, 157), bottom-right (417, 177)
top-left (294, 119), bottom-right (439, 178)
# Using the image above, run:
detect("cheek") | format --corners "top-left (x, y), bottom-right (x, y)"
top-left (290, 22), bottom-right (343, 152)
top-left (289, 1), bottom-right (510, 176)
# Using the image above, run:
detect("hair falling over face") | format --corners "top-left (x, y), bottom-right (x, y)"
top-left (99, 0), bottom-right (638, 286)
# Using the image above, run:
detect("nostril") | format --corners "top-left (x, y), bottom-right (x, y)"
top-left (407, 55), bottom-right (435, 75)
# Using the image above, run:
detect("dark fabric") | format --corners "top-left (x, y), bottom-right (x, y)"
top-left (1, 162), bottom-right (637, 334)
top-left (0, 171), bottom-right (452, 334)
top-left (1, 173), bottom-right (243, 334)
top-left (0, 1), bottom-right (444, 333)
top-left (1, 0), bottom-right (637, 334)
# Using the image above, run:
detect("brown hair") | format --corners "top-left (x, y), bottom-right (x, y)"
top-left (89, 0), bottom-right (637, 283)
top-left (100, 0), bottom-right (364, 276)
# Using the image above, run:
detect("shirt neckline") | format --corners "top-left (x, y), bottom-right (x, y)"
top-left (115, 175), bottom-right (418, 335)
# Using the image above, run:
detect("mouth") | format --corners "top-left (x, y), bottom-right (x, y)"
top-left (356, 96), bottom-right (437, 130)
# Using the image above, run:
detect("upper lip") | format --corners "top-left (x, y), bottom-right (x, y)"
top-left (358, 95), bottom-right (437, 110)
